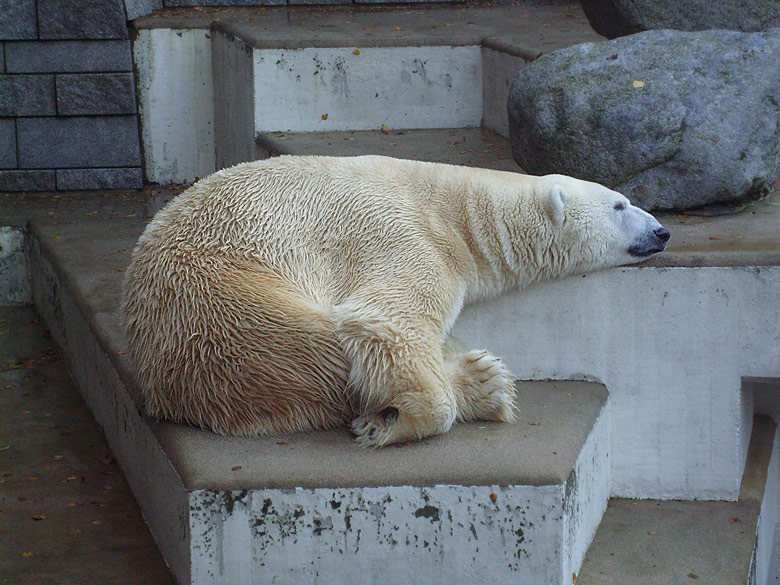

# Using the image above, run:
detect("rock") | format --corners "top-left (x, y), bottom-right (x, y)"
top-left (580, 0), bottom-right (780, 39)
top-left (508, 28), bottom-right (780, 211)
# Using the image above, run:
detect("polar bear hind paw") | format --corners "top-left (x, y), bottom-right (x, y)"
top-left (351, 410), bottom-right (402, 448)
top-left (351, 405), bottom-right (450, 447)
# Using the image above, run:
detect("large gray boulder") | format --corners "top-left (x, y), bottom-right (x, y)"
top-left (580, 0), bottom-right (780, 39)
top-left (508, 28), bottom-right (780, 211)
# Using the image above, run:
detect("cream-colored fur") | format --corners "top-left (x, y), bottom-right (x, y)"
top-left (122, 155), bottom-right (666, 446)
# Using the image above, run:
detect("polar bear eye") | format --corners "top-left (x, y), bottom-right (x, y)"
top-left (614, 202), bottom-right (626, 211)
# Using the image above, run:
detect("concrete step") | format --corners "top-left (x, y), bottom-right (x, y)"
top-left (131, 3), bottom-right (602, 182)
top-left (25, 212), bottom-right (611, 584)
top-left (0, 306), bottom-right (175, 584)
top-left (577, 417), bottom-right (780, 585)
top-left (256, 127), bottom-right (521, 172)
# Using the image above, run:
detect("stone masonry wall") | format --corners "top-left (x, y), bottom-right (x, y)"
top-left (1, 0), bottom-right (466, 192)
top-left (0, 0), bottom-right (142, 191)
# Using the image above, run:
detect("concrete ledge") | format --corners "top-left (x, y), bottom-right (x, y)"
top-left (134, 4), bottom-right (602, 57)
top-left (256, 128), bottom-right (520, 172)
top-left (25, 212), bottom-right (613, 584)
top-left (578, 417), bottom-right (778, 585)
top-left (133, 3), bottom-right (602, 180)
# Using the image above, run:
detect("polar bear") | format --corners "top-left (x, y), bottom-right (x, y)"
top-left (122, 155), bottom-right (668, 447)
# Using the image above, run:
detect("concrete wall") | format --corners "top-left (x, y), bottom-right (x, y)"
top-left (134, 28), bottom-right (216, 184)
top-left (213, 31), bottom-right (255, 171)
top-left (0, 227), bottom-right (30, 305)
top-left (454, 265), bottom-right (780, 500)
top-left (481, 46), bottom-right (525, 137)
top-left (0, 0), bottom-right (142, 191)
top-left (138, 36), bottom-right (528, 180)
top-left (253, 46), bottom-right (483, 133)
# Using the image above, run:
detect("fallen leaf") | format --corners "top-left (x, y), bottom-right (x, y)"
top-left (22, 552), bottom-right (33, 558)
top-left (489, 493), bottom-right (498, 503)
top-left (26, 477), bottom-right (39, 481)
top-left (729, 517), bottom-right (741, 523)
top-left (572, 573), bottom-right (578, 584)
top-left (688, 573), bottom-right (699, 579)
top-left (352, 49), bottom-right (360, 55)
top-left (633, 80), bottom-right (646, 88)
top-left (394, 26), bottom-right (401, 31)
top-left (231, 465), bottom-right (242, 471)
top-left (31, 515), bottom-right (47, 521)
top-left (647, 530), bottom-right (657, 535)
top-left (607, 54), bottom-right (618, 61)
top-left (381, 125), bottom-right (392, 134)
top-left (321, 113), bottom-right (328, 121)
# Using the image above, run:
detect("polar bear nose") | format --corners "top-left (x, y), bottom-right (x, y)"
top-left (654, 227), bottom-right (670, 243)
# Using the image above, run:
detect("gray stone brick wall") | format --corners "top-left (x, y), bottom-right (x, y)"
top-left (0, 0), bottom-right (142, 191)
top-left (2, 0), bottom-right (469, 192)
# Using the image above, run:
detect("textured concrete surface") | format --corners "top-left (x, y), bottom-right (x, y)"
top-left (577, 418), bottom-right (777, 585)
top-left (133, 28), bottom-right (216, 184)
top-left (577, 498), bottom-right (760, 584)
top-left (0, 306), bottom-right (174, 585)
top-left (134, 3), bottom-right (603, 58)
top-left (257, 127), bottom-right (521, 172)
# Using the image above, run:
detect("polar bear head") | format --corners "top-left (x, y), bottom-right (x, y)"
top-left (535, 174), bottom-right (669, 274)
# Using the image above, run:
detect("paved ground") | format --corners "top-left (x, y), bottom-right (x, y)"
top-left (0, 306), bottom-right (174, 585)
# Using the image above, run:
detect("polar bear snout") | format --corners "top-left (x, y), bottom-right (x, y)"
top-left (654, 227), bottom-right (671, 244)
top-left (628, 223), bottom-right (670, 258)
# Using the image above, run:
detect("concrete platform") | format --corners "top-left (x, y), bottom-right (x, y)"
top-left (0, 306), bottom-right (174, 585)
top-left (257, 127), bottom-right (520, 172)
top-left (578, 417), bottom-right (779, 585)
top-left (23, 212), bottom-right (612, 584)
top-left (133, 3), bottom-right (601, 56)
top-left (131, 2), bottom-right (603, 181)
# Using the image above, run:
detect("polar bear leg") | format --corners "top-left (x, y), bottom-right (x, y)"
top-left (442, 343), bottom-right (517, 424)
top-left (333, 302), bottom-right (458, 447)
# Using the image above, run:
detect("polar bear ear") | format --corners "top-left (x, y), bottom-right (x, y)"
top-left (544, 184), bottom-right (569, 226)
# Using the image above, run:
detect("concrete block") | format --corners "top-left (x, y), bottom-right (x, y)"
top-left (0, 75), bottom-right (56, 116)
top-left (38, 0), bottom-right (128, 40)
top-left (0, 119), bottom-right (15, 168)
top-left (0, 227), bottom-right (30, 306)
top-left (481, 46), bottom-right (525, 138)
top-left (5, 41), bottom-right (133, 73)
top-left (165, 0), bottom-right (284, 5)
top-left (56, 73), bottom-right (136, 115)
top-left (213, 30), bottom-right (254, 170)
top-left (134, 28), bottom-right (215, 184)
top-left (355, 0), bottom-right (464, 3)
top-left (17, 116), bottom-right (141, 169)
top-left (56, 168), bottom-right (143, 190)
top-left (0, 0), bottom-right (37, 40)
top-left (454, 265), bottom-right (780, 500)
top-left (289, 0), bottom-right (351, 5)
top-left (0, 170), bottom-right (56, 191)
top-left (124, 0), bottom-right (163, 21)
top-left (253, 46), bottom-right (482, 132)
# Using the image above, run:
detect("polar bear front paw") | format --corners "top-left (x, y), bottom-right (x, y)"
top-left (451, 350), bottom-right (517, 423)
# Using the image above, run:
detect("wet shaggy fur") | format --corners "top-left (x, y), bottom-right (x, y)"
top-left (122, 155), bottom-right (666, 447)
